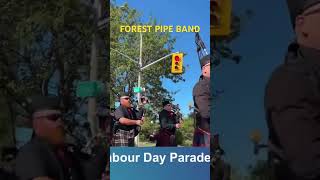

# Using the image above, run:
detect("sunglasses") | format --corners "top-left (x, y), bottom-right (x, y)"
top-left (35, 114), bottom-right (62, 122)
top-left (203, 63), bottom-right (210, 67)
top-left (121, 97), bottom-right (131, 100)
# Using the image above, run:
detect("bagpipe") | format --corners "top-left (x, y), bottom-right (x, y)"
top-left (195, 32), bottom-right (209, 61)
top-left (172, 104), bottom-right (183, 123)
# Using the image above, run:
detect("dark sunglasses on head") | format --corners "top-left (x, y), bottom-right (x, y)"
top-left (36, 114), bottom-right (62, 122)
top-left (122, 97), bottom-right (130, 100)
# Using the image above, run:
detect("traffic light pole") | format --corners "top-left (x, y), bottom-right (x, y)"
top-left (110, 48), bottom-right (138, 65)
top-left (140, 52), bottom-right (179, 71)
top-left (137, 32), bottom-right (143, 108)
top-left (136, 33), bottom-right (143, 146)
top-left (88, 0), bottom-right (103, 137)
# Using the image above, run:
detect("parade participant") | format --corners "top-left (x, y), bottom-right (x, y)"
top-left (15, 95), bottom-right (107, 180)
top-left (112, 93), bottom-right (144, 147)
top-left (156, 100), bottom-right (181, 146)
top-left (265, 1), bottom-right (320, 179)
top-left (193, 54), bottom-right (211, 147)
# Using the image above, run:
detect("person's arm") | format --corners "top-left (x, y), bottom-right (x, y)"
top-left (114, 108), bottom-right (140, 126)
top-left (119, 117), bottom-right (141, 125)
top-left (265, 70), bottom-right (320, 178)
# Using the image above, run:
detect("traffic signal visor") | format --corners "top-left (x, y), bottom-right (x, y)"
top-left (211, 0), bottom-right (232, 37)
top-left (171, 53), bottom-right (183, 74)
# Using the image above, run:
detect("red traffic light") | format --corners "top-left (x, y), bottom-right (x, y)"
top-left (171, 53), bottom-right (183, 74)
top-left (174, 56), bottom-right (180, 69)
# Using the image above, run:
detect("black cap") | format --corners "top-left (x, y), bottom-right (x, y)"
top-left (162, 100), bottom-right (171, 107)
top-left (119, 92), bottom-right (131, 98)
top-left (287, 0), bottom-right (320, 27)
top-left (200, 55), bottom-right (210, 68)
top-left (28, 95), bottom-right (60, 114)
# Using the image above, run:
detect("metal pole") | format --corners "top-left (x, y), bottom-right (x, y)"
top-left (110, 48), bottom-right (139, 65)
top-left (135, 32), bottom-right (143, 146)
top-left (141, 52), bottom-right (180, 71)
top-left (88, 35), bottom-right (98, 137)
top-left (138, 32), bottom-right (143, 106)
top-left (87, 0), bottom-right (100, 137)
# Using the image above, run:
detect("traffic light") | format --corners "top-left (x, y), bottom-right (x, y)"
top-left (211, 0), bottom-right (232, 37)
top-left (171, 53), bottom-right (183, 74)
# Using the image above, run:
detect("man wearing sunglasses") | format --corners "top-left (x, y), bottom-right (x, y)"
top-left (15, 96), bottom-right (108, 180)
top-left (113, 93), bottom-right (144, 147)
top-left (15, 96), bottom-right (70, 180)
top-left (265, 1), bottom-right (320, 179)
top-left (193, 54), bottom-right (211, 147)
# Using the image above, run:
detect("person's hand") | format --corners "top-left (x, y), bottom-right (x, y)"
top-left (142, 100), bottom-right (148, 105)
top-left (141, 116), bottom-right (145, 122)
top-left (175, 123), bottom-right (181, 129)
top-left (136, 120), bottom-right (144, 126)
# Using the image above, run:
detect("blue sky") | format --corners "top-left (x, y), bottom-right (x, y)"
top-left (114, 0), bottom-right (210, 117)
top-left (213, 0), bottom-right (294, 173)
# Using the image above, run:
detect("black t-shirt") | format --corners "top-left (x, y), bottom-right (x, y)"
top-left (114, 105), bottom-right (139, 131)
top-left (15, 138), bottom-right (65, 180)
top-left (265, 46), bottom-right (320, 179)
top-left (16, 137), bottom-right (108, 180)
top-left (193, 77), bottom-right (211, 131)
top-left (159, 109), bottom-right (177, 133)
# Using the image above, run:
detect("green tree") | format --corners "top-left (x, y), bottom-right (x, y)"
top-left (139, 116), bottom-right (159, 143)
top-left (247, 160), bottom-right (275, 180)
top-left (0, 0), bottom-right (108, 144)
top-left (0, 95), bottom-right (14, 145)
top-left (212, 10), bottom-right (254, 66)
top-left (176, 117), bottom-right (194, 146)
top-left (1, 0), bottom-right (96, 108)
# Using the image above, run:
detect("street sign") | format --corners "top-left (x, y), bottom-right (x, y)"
top-left (76, 81), bottom-right (104, 98)
top-left (134, 87), bottom-right (142, 93)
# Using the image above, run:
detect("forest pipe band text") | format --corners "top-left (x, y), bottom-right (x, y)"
top-left (110, 152), bottom-right (210, 165)
top-left (120, 25), bottom-right (201, 32)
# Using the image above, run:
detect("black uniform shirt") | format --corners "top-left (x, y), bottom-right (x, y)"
top-left (159, 109), bottom-right (177, 133)
top-left (265, 46), bottom-right (320, 179)
top-left (16, 137), bottom-right (107, 180)
top-left (193, 76), bottom-right (211, 131)
top-left (114, 105), bottom-right (138, 131)
top-left (16, 137), bottom-right (69, 180)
